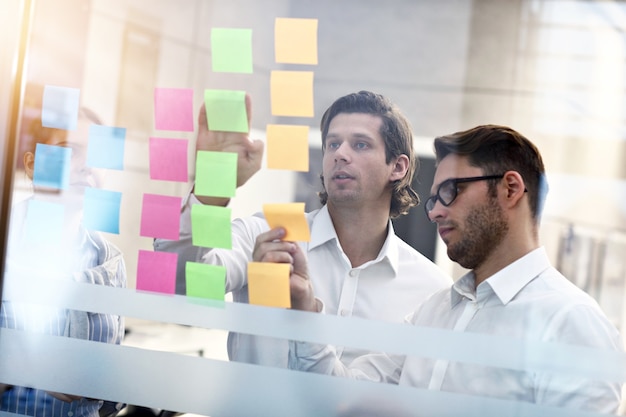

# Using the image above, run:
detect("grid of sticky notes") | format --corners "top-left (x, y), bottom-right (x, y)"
top-left (26, 85), bottom-right (124, 247)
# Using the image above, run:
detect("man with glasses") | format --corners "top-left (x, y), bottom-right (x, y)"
top-left (283, 124), bottom-right (623, 413)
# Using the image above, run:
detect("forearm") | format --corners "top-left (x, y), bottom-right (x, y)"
top-left (288, 340), bottom-right (402, 384)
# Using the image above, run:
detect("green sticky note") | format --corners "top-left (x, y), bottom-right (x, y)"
top-left (211, 28), bottom-right (253, 73)
top-left (191, 204), bottom-right (232, 249)
top-left (195, 151), bottom-right (237, 198)
top-left (204, 89), bottom-right (248, 133)
top-left (186, 262), bottom-right (226, 301)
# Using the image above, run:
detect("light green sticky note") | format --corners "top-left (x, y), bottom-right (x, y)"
top-left (191, 204), bottom-right (232, 249)
top-left (211, 28), bottom-right (253, 73)
top-left (195, 151), bottom-right (237, 198)
top-left (186, 262), bottom-right (226, 301)
top-left (204, 89), bottom-right (249, 133)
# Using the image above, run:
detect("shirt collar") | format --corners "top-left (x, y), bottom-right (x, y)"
top-left (308, 205), bottom-right (399, 275)
top-left (450, 247), bottom-right (552, 307)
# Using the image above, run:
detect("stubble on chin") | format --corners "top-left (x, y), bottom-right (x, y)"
top-left (446, 200), bottom-right (508, 270)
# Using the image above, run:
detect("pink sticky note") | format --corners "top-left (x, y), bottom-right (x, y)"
top-left (154, 88), bottom-right (194, 132)
top-left (149, 137), bottom-right (189, 182)
top-left (136, 250), bottom-right (177, 294)
top-left (140, 193), bottom-right (182, 240)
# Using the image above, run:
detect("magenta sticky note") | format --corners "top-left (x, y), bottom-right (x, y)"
top-left (154, 88), bottom-right (195, 132)
top-left (140, 193), bottom-right (182, 240)
top-left (149, 137), bottom-right (188, 182)
top-left (136, 250), bottom-right (177, 294)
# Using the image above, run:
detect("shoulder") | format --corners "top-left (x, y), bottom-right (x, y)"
top-left (393, 236), bottom-right (452, 282)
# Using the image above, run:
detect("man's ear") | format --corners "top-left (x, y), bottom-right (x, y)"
top-left (390, 154), bottom-right (410, 182)
top-left (502, 170), bottom-right (526, 206)
top-left (24, 151), bottom-right (35, 180)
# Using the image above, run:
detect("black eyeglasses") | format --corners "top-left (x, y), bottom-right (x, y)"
top-left (424, 175), bottom-right (505, 215)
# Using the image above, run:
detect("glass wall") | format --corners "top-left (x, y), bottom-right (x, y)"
top-left (1, 1), bottom-right (625, 416)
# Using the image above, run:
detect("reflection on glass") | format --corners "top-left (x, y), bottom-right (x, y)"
top-left (0, 111), bottom-right (127, 417)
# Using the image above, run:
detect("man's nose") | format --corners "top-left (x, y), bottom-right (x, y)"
top-left (334, 142), bottom-right (350, 162)
top-left (427, 198), bottom-right (446, 223)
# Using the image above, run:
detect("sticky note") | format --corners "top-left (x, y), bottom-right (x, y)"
top-left (263, 203), bottom-right (310, 242)
top-left (154, 87), bottom-right (195, 132)
top-left (136, 250), bottom-right (177, 294)
top-left (186, 262), bottom-right (226, 301)
top-left (23, 199), bottom-right (64, 245)
top-left (82, 188), bottom-right (122, 234)
top-left (203, 89), bottom-right (248, 133)
top-left (149, 137), bottom-right (188, 182)
top-left (140, 193), bottom-right (182, 240)
top-left (87, 124), bottom-right (126, 170)
top-left (266, 124), bottom-right (309, 171)
top-left (191, 204), bottom-right (232, 249)
top-left (211, 28), bottom-right (253, 73)
top-left (41, 85), bottom-right (80, 130)
top-left (247, 262), bottom-right (291, 308)
top-left (32, 143), bottom-right (72, 190)
top-left (194, 151), bottom-right (237, 198)
top-left (274, 18), bottom-right (318, 65)
top-left (270, 71), bottom-right (314, 117)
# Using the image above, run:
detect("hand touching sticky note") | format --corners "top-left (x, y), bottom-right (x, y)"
top-left (263, 203), bottom-right (310, 242)
top-left (247, 262), bottom-right (291, 308)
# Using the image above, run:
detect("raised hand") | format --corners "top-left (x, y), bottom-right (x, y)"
top-left (253, 227), bottom-right (318, 312)
top-left (195, 93), bottom-right (264, 188)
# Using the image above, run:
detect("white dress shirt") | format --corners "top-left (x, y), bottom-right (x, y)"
top-left (154, 193), bottom-right (452, 367)
top-left (290, 247), bottom-right (623, 414)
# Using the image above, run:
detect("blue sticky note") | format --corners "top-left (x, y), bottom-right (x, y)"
top-left (23, 199), bottom-right (64, 245)
top-left (83, 188), bottom-right (122, 234)
top-left (41, 85), bottom-right (80, 130)
top-left (32, 143), bottom-right (72, 190)
top-left (87, 124), bottom-right (126, 170)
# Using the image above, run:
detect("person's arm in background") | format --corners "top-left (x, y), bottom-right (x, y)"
top-left (254, 227), bottom-right (405, 383)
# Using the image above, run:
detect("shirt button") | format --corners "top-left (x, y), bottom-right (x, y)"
top-left (68, 412), bottom-right (74, 417)
top-left (349, 269), bottom-right (358, 277)
top-left (340, 309), bottom-right (349, 316)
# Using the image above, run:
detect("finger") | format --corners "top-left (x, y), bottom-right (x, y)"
top-left (253, 240), bottom-right (296, 263)
top-left (259, 250), bottom-right (294, 264)
top-left (197, 103), bottom-right (207, 131)
top-left (245, 92), bottom-right (252, 130)
top-left (257, 227), bottom-right (286, 244)
top-left (290, 243), bottom-right (309, 280)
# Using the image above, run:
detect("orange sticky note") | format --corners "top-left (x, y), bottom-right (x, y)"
top-left (274, 18), bottom-right (318, 65)
top-left (263, 202), bottom-right (310, 242)
top-left (248, 262), bottom-right (291, 308)
top-left (266, 124), bottom-right (309, 171)
top-left (270, 71), bottom-right (314, 117)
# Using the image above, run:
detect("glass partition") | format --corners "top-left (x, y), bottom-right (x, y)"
top-left (1, 1), bottom-right (625, 416)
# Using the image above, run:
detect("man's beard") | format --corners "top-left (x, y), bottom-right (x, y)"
top-left (447, 198), bottom-right (509, 270)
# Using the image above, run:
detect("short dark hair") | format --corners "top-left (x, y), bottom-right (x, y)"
top-left (318, 91), bottom-right (419, 218)
top-left (433, 124), bottom-right (548, 220)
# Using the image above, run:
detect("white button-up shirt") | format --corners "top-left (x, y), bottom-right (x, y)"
top-left (290, 247), bottom-right (623, 413)
top-left (154, 193), bottom-right (452, 367)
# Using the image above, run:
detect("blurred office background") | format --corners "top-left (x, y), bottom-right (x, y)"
top-left (1, 0), bottom-right (625, 415)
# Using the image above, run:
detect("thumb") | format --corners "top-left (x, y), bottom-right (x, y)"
top-left (291, 243), bottom-right (309, 281)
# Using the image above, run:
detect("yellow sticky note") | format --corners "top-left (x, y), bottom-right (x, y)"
top-left (266, 124), bottom-right (309, 171)
top-left (263, 202), bottom-right (310, 242)
top-left (248, 262), bottom-right (291, 308)
top-left (270, 71), bottom-right (314, 117)
top-left (274, 18), bottom-right (318, 65)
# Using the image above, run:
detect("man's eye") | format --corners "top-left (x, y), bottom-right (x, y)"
top-left (327, 142), bottom-right (340, 150)
top-left (354, 142), bottom-right (368, 150)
